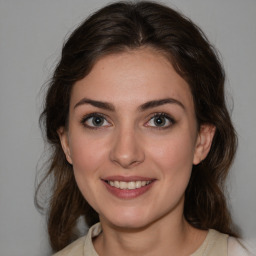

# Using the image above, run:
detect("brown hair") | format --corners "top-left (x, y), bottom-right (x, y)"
top-left (36, 1), bottom-right (238, 252)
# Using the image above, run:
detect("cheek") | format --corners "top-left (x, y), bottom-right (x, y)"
top-left (68, 135), bottom-right (109, 209)
top-left (69, 134), bottom-right (108, 172)
top-left (142, 133), bottom-right (196, 214)
top-left (147, 132), bottom-right (196, 182)
top-left (151, 133), bottom-right (195, 163)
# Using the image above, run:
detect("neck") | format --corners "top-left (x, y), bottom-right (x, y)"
top-left (93, 214), bottom-right (207, 256)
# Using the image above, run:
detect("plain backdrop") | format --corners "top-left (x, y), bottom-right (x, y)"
top-left (0, 0), bottom-right (255, 255)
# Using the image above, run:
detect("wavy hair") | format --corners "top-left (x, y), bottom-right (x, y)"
top-left (36, 1), bottom-right (238, 251)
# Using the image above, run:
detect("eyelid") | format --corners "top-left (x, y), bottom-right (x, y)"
top-left (80, 112), bottom-right (112, 129)
top-left (144, 112), bottom-right (176, 129)
top-left (80, 112), bottom-right (175, 130)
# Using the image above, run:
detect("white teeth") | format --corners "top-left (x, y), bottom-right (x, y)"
top-left (128, 181), bottom-right (136, 190)
top-left (120, 181), bottom-right (127, 189)
top-left (114, 181), bottom-right (120, 188)
top-left (108, 180), bottom-right (152, 190)
top-left (135, 181), bottom-right (141, 188)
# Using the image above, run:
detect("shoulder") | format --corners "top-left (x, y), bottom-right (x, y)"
top-left (52, 223), bottom-right (102, 256)
top-left (53, 236), bottom-right (86, 256)
top-left (228, 237), bottom-right (256, 256)
top-left (192, 229), bottom-right (255, 256)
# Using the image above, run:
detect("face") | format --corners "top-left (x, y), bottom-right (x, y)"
top-left (58, 48), bottom-right (214, 230)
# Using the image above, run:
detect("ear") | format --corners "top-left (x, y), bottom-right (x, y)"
top-left (193, 124), bottom-right (216, 165)
top-left (57, 127), bottom-right (73, 164)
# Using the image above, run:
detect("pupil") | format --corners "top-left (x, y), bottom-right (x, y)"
top-left (154, 116), bottom-right (165, 126)
top-left (93, 117), bottom-right (103, 126)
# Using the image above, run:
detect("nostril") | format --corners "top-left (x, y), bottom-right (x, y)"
top-left (109, 133), bottom-right (145, 168)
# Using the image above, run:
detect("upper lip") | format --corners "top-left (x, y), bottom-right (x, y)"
top-left (102, 176), bottom-right (156, 182)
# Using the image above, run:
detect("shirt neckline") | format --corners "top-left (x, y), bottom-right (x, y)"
top-left (85, 223), bottom-right (221, 256)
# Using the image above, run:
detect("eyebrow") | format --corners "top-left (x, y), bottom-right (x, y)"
top-left (74, 97), bottom-right (185, 111)
top-left (138, 98), bottom-right (185, 111)
top-left (74, 98), bottom-right (115, 111)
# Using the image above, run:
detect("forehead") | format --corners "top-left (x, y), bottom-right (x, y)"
top-left (70, 48), bottom-right (194, 111)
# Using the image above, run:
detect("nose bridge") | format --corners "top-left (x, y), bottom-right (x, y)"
top-left (109, 123), bottom-right (144, 168)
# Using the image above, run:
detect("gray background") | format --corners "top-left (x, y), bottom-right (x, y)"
top-left (0, 0), bottom-right (255, 255)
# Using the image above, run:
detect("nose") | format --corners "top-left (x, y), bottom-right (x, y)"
top-left (109, 127), bottom-right (145, 169)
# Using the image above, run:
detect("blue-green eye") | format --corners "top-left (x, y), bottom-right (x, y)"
top-left (82, 114), bottom-right (110, 128)
top-left (146, 114), bottom-right (174, 128)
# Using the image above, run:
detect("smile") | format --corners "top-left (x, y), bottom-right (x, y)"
top-left (102, 177), bottom-right (156, 199)
top-left (107, 180), bottom-right (152, 190)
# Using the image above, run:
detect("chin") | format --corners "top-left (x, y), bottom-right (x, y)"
top-left (100, 209), bottom-right (155, 231)
top-left (110, 219), bottom-right (151, 231)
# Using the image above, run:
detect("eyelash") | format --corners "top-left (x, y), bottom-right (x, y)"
top-left (80, 112), bottom-right (111, 130)
top-left (80, 112), bottom-right (176, 130)
top-left (145, 112), bottom-right (176, 129)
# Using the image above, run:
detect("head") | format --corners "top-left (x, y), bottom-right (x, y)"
top-left (38, 1), bottom-right (237, 251)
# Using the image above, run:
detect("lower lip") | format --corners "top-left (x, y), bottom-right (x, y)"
top-left (103, 181), bottom-right (155, 199)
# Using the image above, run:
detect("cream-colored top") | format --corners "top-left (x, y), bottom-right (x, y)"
top-left (53, 223), bottom-right (254, 256)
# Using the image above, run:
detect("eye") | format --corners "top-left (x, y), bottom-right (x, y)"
top-left (81, 113), bottom-right (111, 128)
top-left (146, 113), bottom-right (175, 128)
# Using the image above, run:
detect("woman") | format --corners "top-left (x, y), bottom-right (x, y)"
top-left (36, 1), bottom-right (252, 255)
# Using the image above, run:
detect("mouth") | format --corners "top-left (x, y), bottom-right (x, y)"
top-left (105, 180), bottom-right (153, 190)
top-left (102, 177), bottom-right (156, 199)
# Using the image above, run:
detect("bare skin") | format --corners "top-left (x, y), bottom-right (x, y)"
top-left (94, 209), bottom-right (208, 256)
top-left (58, 47), bottom-right (215, 256)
